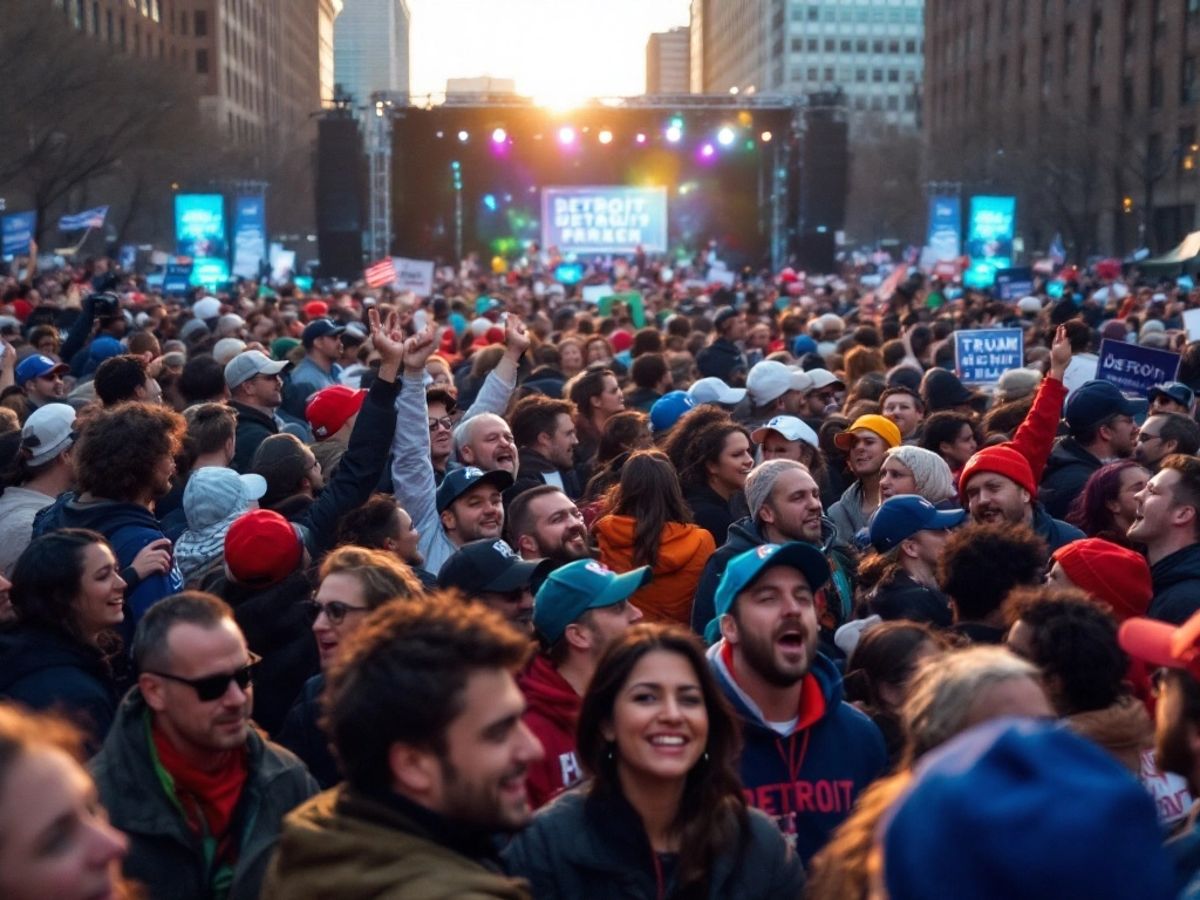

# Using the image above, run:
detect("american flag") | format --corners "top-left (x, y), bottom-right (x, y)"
top-left (363, 258), bottom-right (397, 288)
top-left (58, 205), bottom-right (109, 231)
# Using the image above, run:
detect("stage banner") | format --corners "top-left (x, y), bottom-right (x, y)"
top-left (926, 195), bottom-right (961, 262)
top-left (175, 194), bottom-right (227, 285)
top-left (391, 257), bottom-right (435, 296)
top-left (541, 186), bottom-right (667, 255)
top-left (232, 195), bottom-right (267, 279)
top-left (2, 211), bottom-right (35, 257)
top-left (954, 328), bottom-right (1023, 384)
top-left (1096, 339), bottom-right (1181, 396)
top-left (964, 195), bottom-right (1016, 289)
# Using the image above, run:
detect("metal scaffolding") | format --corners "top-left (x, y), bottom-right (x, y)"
top-left (365, 92), bottom-right (395, 260)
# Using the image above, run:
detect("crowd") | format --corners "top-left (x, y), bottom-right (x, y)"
top-left (3, 251), bottom-right (1200, 898)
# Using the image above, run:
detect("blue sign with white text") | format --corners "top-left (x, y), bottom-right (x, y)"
top-left (994, 266), bottom-right (1034, 301)
top-left (163, 263), bottom-right (194, 295)
top-left (232, 194), bottom-right (266, 279)
top-left (926, 194), bottom-right (961, 262)
top-left (964, 195), bottom-right (1016, 289)
top-left (955, 328), bottom-right (1024, 384)
top-left (2, 211), bottom-right (36, 257)
top-left (1096, 339), bottom-right (1181, 396)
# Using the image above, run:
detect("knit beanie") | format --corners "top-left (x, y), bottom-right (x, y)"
top-left (886, 446), bottom-right (957, 504)
top-left (958, 445), bottom-right (1037, 502)
top-left (1052, 539), bottom-right (1152, 622)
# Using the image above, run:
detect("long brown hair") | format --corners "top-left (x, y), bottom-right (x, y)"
top-left (576, 624), bottom-right (746, 897)
top-left (603, 450), bottom-right (693, 568)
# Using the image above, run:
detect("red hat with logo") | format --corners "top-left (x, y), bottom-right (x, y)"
top-left (305, 384), bottom-right (366, 441)
top-left (1051, 538), bottom-right (1152, 622)
top-left (224, 509), bottom-right (304, 586)
top-left (959, 445), bottom-right (1037, 503)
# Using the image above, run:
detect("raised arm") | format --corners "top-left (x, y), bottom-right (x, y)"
top-left (390, 321), bottom-right (442, 555)
top-left (462, 313), bottom-right (530, 421)
top-left (1008, 324), bottom-right (1070, 485)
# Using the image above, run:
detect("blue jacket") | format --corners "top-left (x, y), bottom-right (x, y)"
top-left (708, 641), bottom-right (886, 867)
top-left (1030, 501), bottom-right (1086, 553)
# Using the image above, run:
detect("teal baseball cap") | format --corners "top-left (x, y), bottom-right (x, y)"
top-left (713, 542), bottom-right (831, 622)
top-left (533, 559), bottom-right (652, 644)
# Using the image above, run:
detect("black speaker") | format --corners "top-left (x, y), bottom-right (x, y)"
top-left (794, 230), bottom-right (836, 274)
top-left (801, 109), bottom-right (848, 233)
top-left (315, 113), bottom-right (366, 280)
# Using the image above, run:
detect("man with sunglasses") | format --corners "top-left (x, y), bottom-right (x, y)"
top-left (13, 353), bottom-right (69, 422)
top-left (92, 591), bottom-right (317, 900)
top-left (437, 538), bottom-right (552, 635)
top-left (226, 349), bottom-right (293, 473)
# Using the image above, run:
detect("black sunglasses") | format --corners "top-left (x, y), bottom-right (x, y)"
top-left (304, 598), bottom-right (370, 626)
top-left (146, 652), bottom-right (262, 702)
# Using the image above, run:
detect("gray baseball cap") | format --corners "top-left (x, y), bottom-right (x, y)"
top-left (224, 350), bottom-right (289, 390)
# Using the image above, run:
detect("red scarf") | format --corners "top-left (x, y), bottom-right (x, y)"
top-left (152, 722), bottom-right (248, 840)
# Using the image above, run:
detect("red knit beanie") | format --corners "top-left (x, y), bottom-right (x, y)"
top-left (1052, 538), bottom-right (1152, 622)
top-left (958, 445), bottom-right (1037, 502)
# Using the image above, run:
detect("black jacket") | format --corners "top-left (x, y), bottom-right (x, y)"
top-left (507, 447), bottom-right (582, 503)
top-left (684, 483), bottom-right (737, 546)
top-left (867, 570), bottom-right (953, 628)
top-left (277, 673), bottom-right (340, 789)
top-left (1149, 543), bottom-right (1200, 624)
top-left (625, 387), bottom-right (662, 413)
top-left (696, 338), bottom-right (748, 383)
top-left (503, 787), bottom-right (804, 900)
top-left (1039, 436), bottom-right (1103, 520)
top-left (230, 400), bottom-right (280, 474)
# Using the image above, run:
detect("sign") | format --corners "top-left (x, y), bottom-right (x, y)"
top-left (175, 194), bottom-right (226, 286)
top-left (58, 205), bottom-right (108, 231)
top-left (231, 195), bottom-right (266, 279)
top-left (1184, 308), bottom-right (1200, 342)
top-left (1, 211), bottom-right (36, 257)
top-left (994, 266), bottom-right (1034, 300)
top-left (926, 194), bottom-right (962, 262)
top-left (707, 267), bottom-right (736, 287)
top-left (163, 262), bottom-right (194, 295)
top-left (391, 257), bottom-right (435, 296)
top-left (581, 284), bottom-right (611, 304)
top-left (1096, 339), bottom-right (1181, 396)
top-left (541, 186), bottom-right (667, 255)
top-left (118, 244), bottom-right (137, 271)
top-left (954, 328), bottom-right (1024, 384)
top-left (964, 195), bottom-right (1016, 289)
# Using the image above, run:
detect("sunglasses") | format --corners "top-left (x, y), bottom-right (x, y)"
top-left (146, 652), bottom-right (262, 702)
top-left (428, 417), bottom-right (454, 432)
top-left (304, 598), bottom-right (370, 626)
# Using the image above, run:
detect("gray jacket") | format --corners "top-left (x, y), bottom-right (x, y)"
top-left (827, 481), bottom-right (871, 547)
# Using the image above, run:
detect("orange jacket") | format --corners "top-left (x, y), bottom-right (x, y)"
top-left (593, 515), bottom-right (716, 626)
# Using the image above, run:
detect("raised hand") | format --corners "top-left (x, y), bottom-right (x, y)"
top-left (1049, 324), bottom-right (1072, 380)
top-left (504, 313), bottom-right (531, 358)
top-left (400, 316), bottom-right (437, 375)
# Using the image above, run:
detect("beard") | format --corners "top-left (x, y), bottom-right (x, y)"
top-left (735, 615), bottom-right (816, 688)
top-left (438, 756), bottom-right (531, 834)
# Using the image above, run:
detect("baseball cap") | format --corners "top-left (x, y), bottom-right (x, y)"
top-left (868, 495), bottom-right (967, 553)
top-left (87, 336), bottom-right (125, 365)
top-left (806, 368), bottom-right (844, 391)
top-left (212, 337), bottom-right (247, 367)
top-left (747, 360), bottom-right (813, 406)
top-left (301, 318), bottom-right (346, 348)
top-left (435, 466), bottom-right (514, 513)
top-left (713, 542), bottom-right (831, 621)
top-left (750, 415), bottom-right (819, 448)
top-left (687, 376), bottom-right (747, 405)
top-left (533, 558), bottom-right (651, 644)
top-left (303, 300), bottom-right (329, 319)
top-left (223, 508), bottom-right (305, 586)
top-left (224, 350), bottom-right (289, 390)
top-left (833, 414), bottom-right (902, 451)
top-left (15, 354), bottom-right (69, 386)
top-left (183, 466), bottom-right (268, 530)
top-left (437, 539), bottom-right (549, 595)
top-left (192, 296), bottom-right (221, 320)
top-left (650, 391), bottom-right (696, 433)
top-left (1148, 381), bottom-right (1195, 409)
top-left (1064, 380), bottom-right (1138, 432)
top-left (306, 384), bottom-right (367, 441)
top-left (20, 403), bottom-right (76, 466)
top-left (179, 319), bottom-right (210, 343)
top-left (712, 307), bottom-right (740, 330)
top-left (1119, 608), bottom-right (1200, 681)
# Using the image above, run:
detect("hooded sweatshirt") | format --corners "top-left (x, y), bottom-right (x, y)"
top-left (594, 515), bottom-right (715, 625)
top-left (707, 641), bottom-right (886, 866)
top-left (1149, 543), bottom-right (1200, 624)
top-left (518, 655), bottom-right (584, 809)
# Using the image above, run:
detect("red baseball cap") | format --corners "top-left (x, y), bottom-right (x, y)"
top-left (1119, 610), bottom-right (1200, 681)
top-left (224, 509), bottom-right (304, 586)
top-left (305, 384), bottom-right (366, 441)
top-left (303, 300), bottom-right (329, 319)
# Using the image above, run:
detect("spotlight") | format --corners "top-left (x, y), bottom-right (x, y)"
top-left (665, 124), bottom-right (683, 143)
top-left (558, 125), bottom-right (577, 145)
top-left (491, 127), bottom-right (507, 144)
top-left (717, 127), bottom-right (735, 146)
top-left (457, 130), bottom-right (469, 142)
top-left (598, 129), bottom-right (613, 144)
top-left (700, 143), bottom-right (715, 158)
top-left (635, 132), bottom-right (647, 144)
top-left (761, 130), bottom-right (773, 142)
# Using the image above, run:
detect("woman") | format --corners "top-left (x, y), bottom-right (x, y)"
top-left (568, 367), bottom-right (626, 482)
top-left (558, 337), bottom-right (585, 379)
top-left (920, 411), bottom-right (978, 477)
top-left (665, 415), bottom-right (754, 545)
top-left (585, 335), bottom-right (615, 367)
top-left (878, 446), bottom-right (957, 505)
top-left (278, 545), bottom-right (422, 787)
top-left (582, 410), bottom-right (653, 505)
top-left (0, 530), bottom-right (127, 752)
top-left (504, 624), bottom-right (805, 898)
top-left (594, 451), bottom-right (716, 626)
top-left (1066, 460), bottom-right (1149, 548)
top-left (0, 703), bottom-right (133, 900)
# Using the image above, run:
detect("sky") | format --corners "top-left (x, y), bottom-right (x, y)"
top-left (406, 0), bottom-right (691, 104)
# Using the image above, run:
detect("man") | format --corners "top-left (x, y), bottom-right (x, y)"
top-left (93, 354), bottom-right (163, 406)
top-left (283, 317), bottom-right (344, 417)
top-left (750, 415), bottom-right (820, 463)
top-left (14, 353), bottom-right (69, 420)
top-left (1149, 381), bottom-right (1195, 417)
top-left (437, 538), bottom-right (550, 634)
top-left (687, 375), bottom-right (746, 409)
top-left (827, 414), bottom-right (901, 544)
top-left (454, 413), bottom-right (518, 475)
top-left (938, 522), bottom-right (1047, 643)
top-left (693, 460), bottom-right (855, 648)
top-left (0, 403), bottom-right (76, 576)
top-left (226, 349), bottom-right (291, 472)
top-left (696, 306), bottom-right (748, 386)
top-left (426, 387), bottom-right (458, 484)
top-left (1135, 412), bottom-right (1200, 473)
top-left (522, 558), bottom-right (647, 807)
top-left (625, 352), bottom-right (672, 411)
top-left (261, 595), bottom-right (539, 899)
top-left (1040, 380), bottom-right (1139, 519)
top-left (707, 542), bottom-right (886, 865)
top-left (744, 360), bottom-right (813, 429)
top-left (508, 395), bottom-right (581, 501)
top-left (800, 369), bottom-right (844, 428)
top-left (1128, 454), bottom-right (1200, 624)
top-left (252, 434), bottom-right (327, 512)
top-left (305, 384), bottom-right (366, 444)
top-left (960, 445), bottom-right (1084, 552)
top-left (506, 484), bottom-right (591, 562)
top-left (92, 592), bottom-right (317, 900)
top-left (879, 385), bottom-right (925, 444)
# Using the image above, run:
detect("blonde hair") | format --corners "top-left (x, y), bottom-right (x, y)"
top-left (318, 545), bottom-right (423, 609)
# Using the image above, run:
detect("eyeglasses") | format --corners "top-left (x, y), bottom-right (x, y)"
top-left (304, 598), bottom-right (370, 626)
top-left (1137, 432), bottom-right (1163, 443)
top-left (428, 417), bottom-right (454, 432)
top-left (146, 652), bottom-right (262, 702)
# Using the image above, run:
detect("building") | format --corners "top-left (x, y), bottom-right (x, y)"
top-left (445, 76), bottom-right (519, 103)
top-left (925, 0), bottom-right (1200, 257)
top-left (333, 0), bottom-right (411, 108)
top-left (646, 27), bottom-right (691, 94)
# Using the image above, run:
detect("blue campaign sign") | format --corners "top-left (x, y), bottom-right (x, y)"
top-left (163, 262), bottom-right (194, 295)
top-left (994, 266), bottom-right (1034, 300)
top-left (964, 195), bottom-right (1016, 289)
top-left (541, 185), bottom-right (667, 254)
top-left (1096, 339), bottom-right (1181, 396)
top-left (232, 194), bottom-right (266, 278)
top-left (954, 328), bottom-right (1024, 384)
top-left (2, 211), bottom-right (36, 257)
top-left (926, 194), bottom-right (961, 262)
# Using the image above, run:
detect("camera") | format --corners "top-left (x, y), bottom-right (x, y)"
top-left (90, 292), bottom-right (120, 318)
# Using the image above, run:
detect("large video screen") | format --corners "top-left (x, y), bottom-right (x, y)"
top-left (964, 195), bottom-right (1016, 288)
top-left (541, 186), bottom-right (667, 255)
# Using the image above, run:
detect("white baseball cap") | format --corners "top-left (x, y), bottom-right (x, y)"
top-left (21, 403), bottom-right (76, 466)
top-left (688, 376), bottom-right (746, 406)
top-left (747, 360), bottom-right (813, 406)
top-left (806, 368), bottom-right (844, 390)
top-left (750, 415), bottom-right (819, 448)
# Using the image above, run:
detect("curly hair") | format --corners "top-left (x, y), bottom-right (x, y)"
top-left (660, 406), bottom-right (748, 490)
top-left (937, 522), bottom-right (1046, 621)
top-left (74, 402), bottom-right (184, 502)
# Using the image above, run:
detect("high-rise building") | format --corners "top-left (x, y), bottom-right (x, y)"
top-left (646, 27), bottom-right (691, 94)
top-left (333, 0), bottom-right (411, 108)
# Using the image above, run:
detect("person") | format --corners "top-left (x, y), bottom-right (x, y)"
top-left (594, 450), bottom-right (715, 625)
top-left (158, 401), bottom-right (240, 537)
top-left (828, 414), bottom-right (901, 544)
top-left (1065, 459), bottom-right (1150, 547)
top-left (305, 383), bottom-right (366, 444)
top-left (14, 353), bottom-right (69, 420)
top-left (879, 385), bottom-right (925, 443)
top-left (938, 522), bottom-right (1046, 643)
top-left (1129, 454), bottom-right (1200, 623)
top-left (688, 375), bottom-right (747, 408)
top-left (282, 318), bottom-right (344, 418)
top-left (437, 538), bottom-right (549, 634)
top-left (695, 306), bottom-right (749, 385)
top-left (1135, 412), bottom-right (1200, 473)
top-left (919, 410), bottom-right (978, 478)
top-left (581, 409), bottom-right (653, 506)
top-left (225, 349), bottom-right (293, 472)
top-left (799, 369), bottom-right (844, 427)
top-left (92, 591), bottom-right (317, 900)
top-left (1149, 381), bottom-right (1195, 417)
top-left (505, 623), bottom-right (805, 898)
top-left (507, 484), bottom-right (592, 562)
top-left (278, 546), bottom-right (423, 788)
top-left (521, 557), bottom-right (647, 808)
top-left (426, 386), bottom-right (459, 484)
top-left (0, 402), bottom-right (76, 576)
top-left (568, 367), bottom-right (626, 480)
top-left (625, 351), bottom-right (672, 411)
top-left (669, 415), bottom-right (754, 545)
top-left (744, 360), bottom-right (812, 428)
top-left (335, 492), bottom-right (435, 586)
top-left (261, 594), bottom-right (539, 899)
top-left (0, 531), bottom-right (126, 751)
top-left (454, 412), bottom-right (519, 475)
top-left (1040, 380), bottom-right (1139, 520)
top-left (0, 703), bottom-right (133, 900)
top-left (707, 542), bottom-right (887, 865)
top-left (251, 433), bottom-right (328, 513)
top-left (93, 354), bottom-right (163, 407)
top-left (1046, 537), bottom-right (1154, 622)
top-left (508, 395), bottom-right (582, 500)
top-left (174, 466), bottom-right (267, 583)
top-left (877, 445), bottom-right (957, 505)
top-left (750, 414), bottom-right (822, 469)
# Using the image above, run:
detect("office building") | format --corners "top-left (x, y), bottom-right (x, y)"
top-left (646, 27), bottom-right (691, 94)
top-left (334, 0), bottom-right (411, 107)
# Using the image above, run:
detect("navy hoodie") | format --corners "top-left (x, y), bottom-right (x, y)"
top-left (708, 640), bottom-right (886, 866)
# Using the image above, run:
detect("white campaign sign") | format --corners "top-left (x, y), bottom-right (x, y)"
top-left (391, 257), bottom-right (435, 297)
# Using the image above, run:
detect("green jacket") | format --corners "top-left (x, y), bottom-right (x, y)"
top-left (261, 786), bottom-right (533, 900)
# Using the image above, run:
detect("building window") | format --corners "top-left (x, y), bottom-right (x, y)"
top-left (807, 38), bottom-right (818, 52)
top-left (824, 66), bottom-right (834, 80)
top-left (873, 68), bottom-right (883, 82)
top-left (807, 5), bottom-right (818, 21)
top-left (905, 39), bottom-right (916, 54)
top-left (856, 68), bottom-right (867, 82)
top-left (196, 48), bottom-right (208, 73)
top-left (856, 39), bottom-right (867, 52)
top-left (791, 38), bottom-right (803, 52)
top-left (841, 40), bottom-right (852, 52)
top-left (1190, 0), bottom-right (1200, 24)
top-left (180, 10), bottom-right (187, 34)
top-left (824, 39), bottom-right (835, 52)
top-left (1184, 56), bottom-right (1198, 103)
top-left (195, 10), bottom-right (207, 36)
top-left (1151, 65), bottom-right (1164, 107)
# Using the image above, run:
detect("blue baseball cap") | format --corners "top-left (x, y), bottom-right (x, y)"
top-left (301, 317), bottom-right (345, 348)
top-left (87, 335), bottom-right (125, 364)
top-left (713, 543), bottom-right (830, 622)
top-left (1148, 381), bottom-right (1194, 410)
top-left (868, 495), bottom-right (967, 553)
top-left (533, 559), bottom-right (651, 644)
top-left (792, 334), bottom-right (818, 357)
top-left (650, 390), bottom-right (695, 433)
top-left (1064, 380), bottom-right (1138, 432)
top-left (15, 354), bottom-right (69, 386)
top-left (435, 465), bottom-right (513, 513)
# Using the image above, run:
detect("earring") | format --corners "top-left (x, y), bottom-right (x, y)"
top-left (702, 750), bottom-right (710, 763)
top-left (606, 742), bottom-right (615, 762)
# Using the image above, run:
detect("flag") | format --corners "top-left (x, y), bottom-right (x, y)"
top-left (364, 258), bottom-right (397, 288)
top-left (1049, 233), bottom-right (1066, 267)
top-left (58, 205), bottom-right (108, 231)
top-left (878, 263), bottom-right (909, 301)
